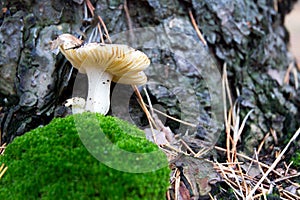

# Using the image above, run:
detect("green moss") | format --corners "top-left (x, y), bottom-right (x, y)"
top-left (0, 113), bottom-right (170, 200)
top-left (292, 151), bottom-right (300, 168)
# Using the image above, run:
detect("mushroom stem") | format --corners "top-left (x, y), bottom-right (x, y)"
top-left (85, 66), bottom-right (113, 114)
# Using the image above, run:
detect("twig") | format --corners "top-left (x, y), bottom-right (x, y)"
top-left (85, 0), bottom-right (111, 44)
top-left (281, 189), bottom-right (300, 200)
top-left (234, 109), bottom-right (254, 161)
top-left (215, 148), bottom-right (299, 188)
top-left (292, 64), bottom-right (298, 89)
top-left (257, 132), bottom-right (270, 155)
top-left (194, 147), bottom-right (210, 158)
top-left (223, 63), bottom-right (233, 108)
top-left (175, 169), bottom-right (181, 200)
top-left (164, 143), bottom-right (189, 156)
top-left (237, 162), bottom-right (249, 197)
top-left (226, 107), bottom-right (233, 162)
top-left (131, 85), bottom-right (160, 145)
top-left (284, 161), bottom-right (293, 176)
top-left (208, 192), bottom-right (214, 200)
top-left (161, 147), bottom-right (178, 158)
top-left (179, 139), bottom-right (196, 156)
top-left (88, 26), bottom-right (100, 43)
top-left (246, 127), bottom-right (300, 199)
top-left (166, 189), bottom-right (172, 200)
top-left (85, 0), bottom-right (95, 16)
top-left (216, 162), bottom-right (244, 198)
top-left (0, 143), bottom-right (5, 155)
top-left (145, 104), bottom-right (196, 127)
top-left (222, 63), bottom-right (234, 163)
top-left (142, 87), bottom-right (157, 143)
top-left (97, 16), bottom-right (112, 43)
top-left (97, 23), bottom-right (105, 43)
top-left (232, 100), bottom-right (240, 144)
top-left (273, 172), bottom-right (300, 183)
top-left (83, 1), bottom-right (88, 19)
top-left (123, 0), bottom-right (134, 43)
top-left (215, 146), bottom-right (283, 178)
top-left (216, 162), bottom-right (244, 165)
top-left (270, 128), bottom-right (278, 145)
top-left (229, 165), bottom-right (245, 199)
top-left (222, 64), bottom-right (228, 129)
top-left (142, 89), bottom-right (177, 144)
top-left (254, 149), bottom-right (271, 184)
top-left (132, 85), bottom-right (154, 123)
top-left (143, 88), bottom-right (154, 115)
top-left (0, 164), bottom-right (7, 179)
top-left (188, 9), bottom-right (207, 46)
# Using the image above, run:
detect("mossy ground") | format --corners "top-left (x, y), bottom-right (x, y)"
top-left (0, 113), bottom-right (170, 200)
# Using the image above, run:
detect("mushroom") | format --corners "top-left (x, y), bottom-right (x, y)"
top-left (52, 34), bottom-right (150, 114)
top-left (65, 97), bottom-right (86, 114)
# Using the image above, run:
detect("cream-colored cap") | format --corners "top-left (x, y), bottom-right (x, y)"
top-left (55, 34), bottom-right (150, 85)
top-left (51, 34), bottom-right (83, 52)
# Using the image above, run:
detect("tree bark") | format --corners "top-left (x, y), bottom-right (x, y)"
top-left (0, 0), bottom-right (299, 148)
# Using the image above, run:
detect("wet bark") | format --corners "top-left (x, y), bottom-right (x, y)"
top-left (0, 0), bottom-right (299, 148)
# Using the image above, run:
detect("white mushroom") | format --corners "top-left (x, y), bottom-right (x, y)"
top-left (65, 97), bottom-right (86, 114)
top-left (52, 34), bottom-right (150, 114)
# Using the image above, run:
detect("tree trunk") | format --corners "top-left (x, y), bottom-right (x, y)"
top-left (0, 0), bottom-right (299, 149)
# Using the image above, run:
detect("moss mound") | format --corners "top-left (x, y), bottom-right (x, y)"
top-left (0, 113), bottom-right (170, 199)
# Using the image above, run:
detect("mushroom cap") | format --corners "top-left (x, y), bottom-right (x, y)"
top-left (58, 37), bottom-right (150, 85)
top-left (51, 34), bottom-right (83, 51)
